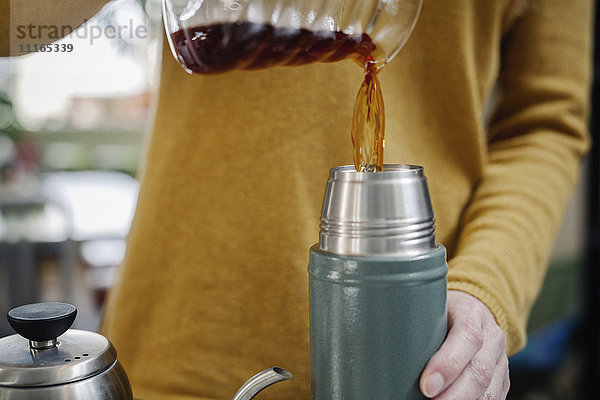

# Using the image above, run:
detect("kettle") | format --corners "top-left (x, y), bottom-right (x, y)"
top-left (0, 302), bottom-right (292, 400)
top-left (0, 302), bottom-right (132, 400)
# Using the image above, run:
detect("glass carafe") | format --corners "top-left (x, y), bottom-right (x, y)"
top-left (162, 0), bottom-right (423, 74)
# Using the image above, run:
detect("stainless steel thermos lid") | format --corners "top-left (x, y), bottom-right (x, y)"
top-left (319, 164), bottom-right (436, 256)
top-left (0, 303), bottom-right (117, 388)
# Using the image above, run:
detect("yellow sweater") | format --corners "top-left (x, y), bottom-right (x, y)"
top-left (100, 1), bottom-right (593, 398)
top-left (2, 1), bottom-right (593, 399)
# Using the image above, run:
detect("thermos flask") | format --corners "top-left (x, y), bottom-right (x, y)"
top-left (309, 165), bottom-right (448, 399)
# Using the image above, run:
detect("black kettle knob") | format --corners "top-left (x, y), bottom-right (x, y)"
top-left (7, 302), bottom-right (77, 346)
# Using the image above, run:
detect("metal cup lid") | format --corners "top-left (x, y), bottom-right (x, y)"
top-left (319, 164), bottom-right (437, 256)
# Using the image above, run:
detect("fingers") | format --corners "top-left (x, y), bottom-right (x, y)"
top-left (478, 353), bottom-right (509, 400)
top-left (433, 329), bottom-right (506, 400)
top-left (420, 313), bottom-right (484, 396)
top-left (501, 354), bottom-right (510, 399)
top-left (420, 291), bottom-right (509, 399)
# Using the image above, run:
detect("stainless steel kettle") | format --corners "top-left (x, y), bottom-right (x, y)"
top-left (0, 302), bottom-right (292, 400)
top-left (0, 302), bottom-right (133, 400)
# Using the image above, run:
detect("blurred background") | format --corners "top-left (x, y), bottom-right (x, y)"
top-left (0, 1), bottom-right (598, 399)
top-left (0, 0), bottom-right (159, 331)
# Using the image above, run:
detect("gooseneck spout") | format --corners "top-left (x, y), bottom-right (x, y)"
top-left (232, 367), bottom-right (293, 400)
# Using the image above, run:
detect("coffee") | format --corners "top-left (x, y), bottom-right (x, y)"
top-left (352, 61), bottom-right (384, 172)
top-left (171, 22), bottom-right (385, 171)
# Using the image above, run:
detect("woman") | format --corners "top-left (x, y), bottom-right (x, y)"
top-left (2, 1), bottom-right (593, 398)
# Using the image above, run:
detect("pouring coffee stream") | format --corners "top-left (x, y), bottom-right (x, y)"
top-left (163, 0), bottom-right (423, 172)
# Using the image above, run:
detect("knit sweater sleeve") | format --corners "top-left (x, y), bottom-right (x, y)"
top-left (446, 0), bottom-right (593, 355)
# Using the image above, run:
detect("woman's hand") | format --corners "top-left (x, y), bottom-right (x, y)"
top-left (420, 290), bottom-right (510, 399)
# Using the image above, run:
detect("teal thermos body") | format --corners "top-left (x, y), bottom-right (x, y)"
top-left (309, 165), bottom-right (448, 399)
